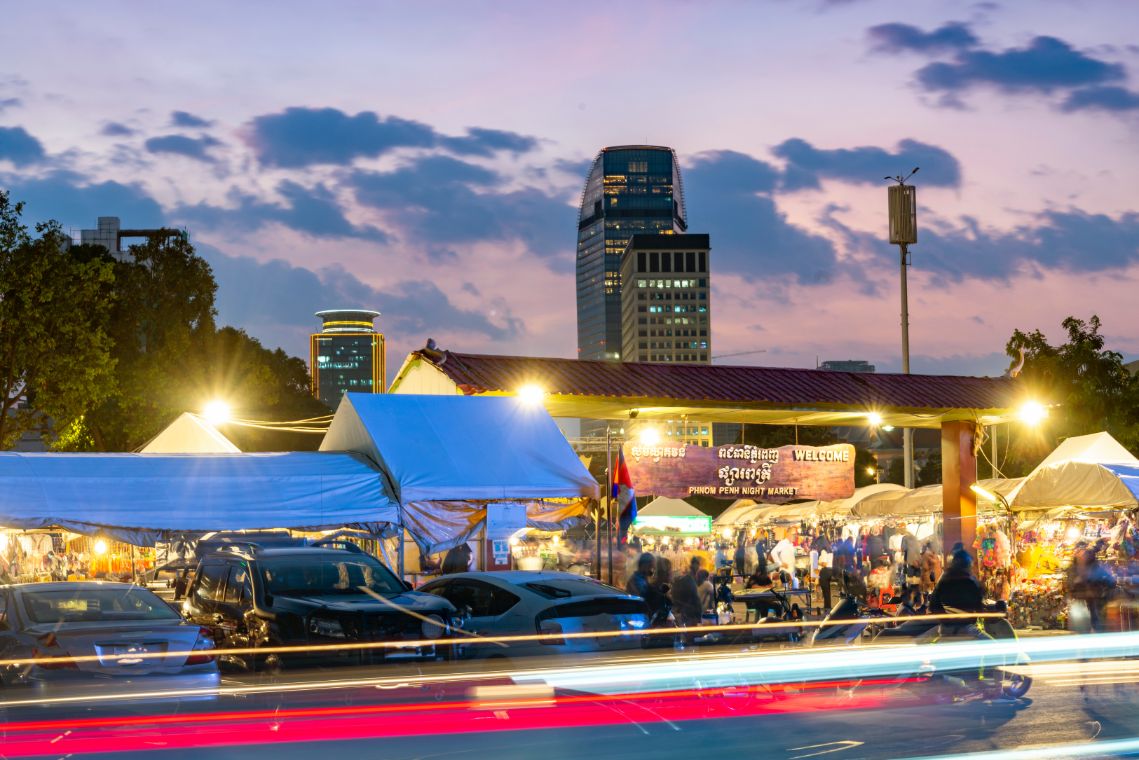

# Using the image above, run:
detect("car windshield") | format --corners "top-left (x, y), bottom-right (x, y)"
top-left (523, 578), bottom-right (621, 599)
top-left (21, 587), bottom-right (181, 624)
top-left (259, 555), bottom-right (404, 596)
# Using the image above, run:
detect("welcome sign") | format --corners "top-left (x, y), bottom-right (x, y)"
top-left (623, 442), bottom-right (856, 502)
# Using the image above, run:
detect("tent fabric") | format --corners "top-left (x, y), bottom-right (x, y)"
top-left (1007, 432), bottom-right (1139, 510)
top-left (402, 499), bottom-right (590, 555)
top-left (638, 497), bottom-right (707, 518)
top-left (140, 413), bottom-right (240, 453)
top-left (0, 451), bottom-right (398, 542)
top-left (321, 393), bottom-right (599, 503)
top-left (713, 499), bottom-right (759, 527)
top-left (853, 479), bottom-right (1022, 519)
top-left (1104, 464), bottom-right (1139, 502)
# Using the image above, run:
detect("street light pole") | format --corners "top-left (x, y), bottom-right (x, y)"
top-left (887, 169), bottom-right (919, 489)
top-left (900, 240), bottom-right (914, 489)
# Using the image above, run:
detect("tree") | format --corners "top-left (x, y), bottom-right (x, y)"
top-left (1000, 315), bottom-right (1139, 475)
top-left (0, 191), bottom-right (116, 449)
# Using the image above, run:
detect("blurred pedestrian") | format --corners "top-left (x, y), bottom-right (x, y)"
top-left (919, 542), bottom-right (942, 598)
top-left (670, 556), bottom-right (703, 627)
top-left (696, 568), bottom-right (715, 613)
top-left (928, 548), bottom-right (984, 613)
top-left (626, 552), bottom-right (668, 615)
top-left (1070, 547), bottom-right (1115, 633)
top-left (441, 543), bottom-right (472, 575)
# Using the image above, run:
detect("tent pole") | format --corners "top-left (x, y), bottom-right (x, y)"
top-left (397, 527), bottom-right (405, 580)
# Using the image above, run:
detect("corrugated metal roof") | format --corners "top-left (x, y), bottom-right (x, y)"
top-left (410, 349), bottom-right (1019, 414)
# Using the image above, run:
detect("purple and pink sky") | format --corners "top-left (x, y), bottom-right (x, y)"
top-left (2, 0), bottom-right (1137, 379)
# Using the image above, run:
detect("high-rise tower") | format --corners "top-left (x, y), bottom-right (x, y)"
top-left (576, 146), bottom-right (687, 362)
top-left (309, 309), bottom-right (385, 409)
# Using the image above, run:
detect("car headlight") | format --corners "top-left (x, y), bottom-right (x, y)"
top-left (421, 614), bottom-right (446, 639)
top-left (309, 617), bottom-right (346, 639)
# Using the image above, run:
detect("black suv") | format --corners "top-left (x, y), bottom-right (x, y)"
top-left (181, 542), bottom-right (460, 670)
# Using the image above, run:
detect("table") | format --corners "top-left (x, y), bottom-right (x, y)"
top-left (733, 589), bottom-right (813, 620)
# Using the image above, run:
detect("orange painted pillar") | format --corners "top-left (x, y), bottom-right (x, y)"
top-left (941, 420), bottom-right (977, 559)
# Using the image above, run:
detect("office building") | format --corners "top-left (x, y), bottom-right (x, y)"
top-left (576, 146), bottom-right (687, 362)
top-left (79, 216), bottom-right (186, 259)
top-left (620, 234), bottom-right (711, 363)
top-left (309, 309), bottom-right (385, 409)
top-left (820, 359), bottom-right (876, 373)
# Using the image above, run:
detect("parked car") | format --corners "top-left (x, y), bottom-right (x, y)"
top-left (0, 581), bottom-right (219, 694)
top-left (180, 542), bottom-right (461, 670)
top-left (418, 571), bottom-right (649, 659)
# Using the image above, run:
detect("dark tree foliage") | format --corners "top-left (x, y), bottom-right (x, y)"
top-left (999, 315), bottom-right (1139, 475)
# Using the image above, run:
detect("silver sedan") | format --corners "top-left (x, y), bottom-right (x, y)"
top-left (0, 581), bottom-right (220, 696)
top-left (419, 571), bottom-right (649, 659)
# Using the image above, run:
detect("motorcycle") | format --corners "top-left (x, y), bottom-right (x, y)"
top-left (810, 592), bottom-right (1032, 701)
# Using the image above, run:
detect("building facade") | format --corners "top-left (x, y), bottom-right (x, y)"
top-left (79, 216), bottom-right (187, 259)
top-left (820, 359), bottom-right (876, 373)
top-left (309, 309), bottom-right (385, 410)
top-left (576, 146), bottom-right (687, 363)
top-left (619, 234), bottom-right (711, 363)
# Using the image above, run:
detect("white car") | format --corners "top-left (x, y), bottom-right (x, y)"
top-left (419, 571), bottom-right (649, 659)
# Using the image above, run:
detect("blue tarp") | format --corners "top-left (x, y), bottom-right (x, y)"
top-left (1104, 463), bottom-right (1139, 501)
top-left (320, 393), bottom-right (599, 503)
top-left (0, 451), bottom-right (399, 541)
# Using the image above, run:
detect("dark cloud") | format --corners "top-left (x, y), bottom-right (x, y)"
top-left (773, 138), bottom-right (961, 190)
top-left (0, 171), bottom-right (165, 228)
top-left (175, 181), bottom-right (388, 242)
top-left (144, 134), bottom-right (222, 162)
top-left (868, 22), bottom-right (979, 55)
top-left (0, 97), bottom-right (20, 113)
top-left (197, 243), bottom-right (523, 348)
top-left (441, 127), bottom-right (539, 157)
top-left (350, 154), bottom-right (573, 265)
top-left (916, 36), bottom-right (1126, 95)
top-left (0, 125), bottom-right (46, 165)
top-left (170, 110), bottom-right (213, 128)
top-left (246, 106), bottom-right (539, 168)
top-left (100, 121), bottom-right (136, 137)
top-left (845, 209), bottom-right (1139, 283)
top-left (683, 151), bottom-right (838, 284)
top-left (1060, 85), bottom-right (1139, 112)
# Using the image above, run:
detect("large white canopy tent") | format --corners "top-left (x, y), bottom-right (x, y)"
top-left (854, 478), bottom-right (1021, 518)
top-left (1007, 432), bottom-right (1139, 511)
top-left (0, 451), bottom-right (398, 545)
top-left (320, 393), bottom-right (599, 558)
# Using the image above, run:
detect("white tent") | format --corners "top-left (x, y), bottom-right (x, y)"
top-left (713, 499), bottom-right (759, 527)
top-left (141, 412), bottom-right (239, 453)
top-left (320, 393), bottom-right (599, 555)
top-left (0, 451), bottom-right (398, 544)
top-left (638, 497), bottom-right (706, 518)
top-left (1007, 432), bottom-right (1139, 511)
top-left (855, 479), bottom-right (1021, 518)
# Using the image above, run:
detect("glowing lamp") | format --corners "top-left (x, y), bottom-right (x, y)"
top-left (516, 384), bottom-right (546, 406)
top-left (867, 412), bottom-right (883, 427)
top-left (94, 539), bottom-right (108, 556)
top-left (1018, 401), bottom-right (1048, 427)
top-left (202, 400), bottom-right (231, 425)
top-left (638, 427), bottom-right (661, 446)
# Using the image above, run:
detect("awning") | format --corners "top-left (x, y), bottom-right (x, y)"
top-left (0, 451), bottom-right (399, 544)
top-left (1007, 432), bottom-right (1139, 510)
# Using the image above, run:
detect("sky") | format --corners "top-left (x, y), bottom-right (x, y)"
top-left (2, 0), bottom-right (1138, 380)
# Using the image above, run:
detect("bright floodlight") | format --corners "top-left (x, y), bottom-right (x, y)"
top-left (1018, 400), bottom-right (1048, 427)
top-left (970, 483), bottom-right (999, 503)
top-left (867, 412), bottom-right (883, 427)
top-left (517, 384), bottom-right (546, 406)
top-left (865, 466), bottom-right (877, 477)
top-left (202, 400), bottom-right (231, 425)
top-left (94, 539), bottom-right (108, 556)
top-left (638, 427), bottom-right (661, 446)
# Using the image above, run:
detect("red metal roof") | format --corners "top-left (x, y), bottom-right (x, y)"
top-left (408, 349), bottom-right (1019, 414)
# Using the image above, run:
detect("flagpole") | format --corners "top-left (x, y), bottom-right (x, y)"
top-left (606, 425), bottom-right (614, 586)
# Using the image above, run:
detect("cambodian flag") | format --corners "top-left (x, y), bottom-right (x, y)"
top-left (613, 448), bottom-right (636, 544)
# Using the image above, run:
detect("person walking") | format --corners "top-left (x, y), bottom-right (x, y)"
top-left (1070, 547), bottom-right (1116, 633)
top-left (441, 543), bottom-right (472, 575)
top-left (670, 556), bottom-right (704, 628)
top-left (928, 548), bottom-right (984, 614)
top-left (919, 542), bottom-right (942, 599)
top-left (696, 568), bottom-right (715, 614)
top-left (626, 552), bottom-right (669, 616)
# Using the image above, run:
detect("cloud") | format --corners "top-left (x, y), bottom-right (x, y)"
top-left (868, 22), bottom-right (979, 55)
top-left (441, 127), bottom-right (539, 157)
top-left (0, 97), bottom-right (21, 113)
top-left (683, 150), bottom-right (838, 284)
top-left (916, 36), bottom-right (1126, 95)
top-left (100, 121), bottom-right (136, 137)
top-left (0, 171), bottom-right (165, 228)
top-left (246, 106), bottom-right (539, 167)
top-left (0, 125), bottom-right (46, 165)
top-left (170, 110), bottom-right (213, 128)
top-left (773, 138), bottom-right (961, 190)
top-left (349, 154), bottom-right (573, 264)
top-left (197, 243), bottom-right (524, 349)
top-left (175, 180), bottom-right (388, 242)
top-left (144, 134), bottom-right (222, 162)
top-left (1060, 85), bottom-right (1139, 112)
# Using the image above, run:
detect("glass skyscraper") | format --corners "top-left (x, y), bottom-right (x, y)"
top-left (576, 146), bottom-right (687, 362)
top-left (309, 309), bottom-right (385, 410)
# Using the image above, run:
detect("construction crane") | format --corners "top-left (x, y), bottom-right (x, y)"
top-left (711, 349), bottom-right (768, 360)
